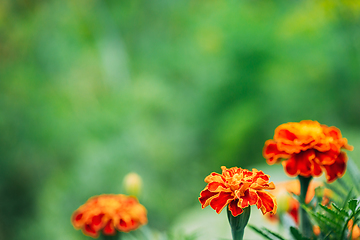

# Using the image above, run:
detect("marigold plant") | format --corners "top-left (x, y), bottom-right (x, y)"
top-left (199, 166), bottom-right (277, 217)
top-left (263, 120), bottom-right (353, 182)
top-left (71, 194), bottom-right (147, 238)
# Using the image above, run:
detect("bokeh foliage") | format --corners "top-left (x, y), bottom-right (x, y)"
top-left (1, 0), bottom-right (360, 239)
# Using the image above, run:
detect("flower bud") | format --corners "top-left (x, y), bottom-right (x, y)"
top-left (123, 172), bottom-right (142, 197)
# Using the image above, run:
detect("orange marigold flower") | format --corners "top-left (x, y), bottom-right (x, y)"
top-left (71, 194), bottom-right (147, 238)
top-left (263, 120), bottom-right (353, 182)
top-left (199, 166), bottom-right (277, 217)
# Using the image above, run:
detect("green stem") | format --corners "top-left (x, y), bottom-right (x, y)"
top-left (340, 218), bottom-right (351, 240)
top-left (101, 231), bottom-right (121, 240)
top-left (227, 206), bottom-right (251, 240)
top-left (298, 175), bottom-right (313, 238)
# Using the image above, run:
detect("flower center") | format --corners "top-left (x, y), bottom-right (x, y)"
top-left (298, 124), bottom-right (322, 136)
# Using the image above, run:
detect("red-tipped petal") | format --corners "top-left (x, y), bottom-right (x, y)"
top-left (84, 224), bottom-right (98, 238)
top-left (239, 189), bottom-right (258, 208)
top-left (72, 212), bottom-right (83, 228)
top-left (283, 157), bottom-right (298, 176)
top-left (312, 160), bottom-right (322, 177)
top-left (257, 191), bottom-right (277, 215)
top-left (103, 220), bottom-right (116, 235)
top-left (295, 150), bottom-right (315, 176)
top-left (74, 213), bottom-right (83, 222)
top-left (263, 140), bottom-right (289, 164)
top-left (92, 214), bottom-right (104, 227)
top-left (209, 191), bottom-right (233, 214)
top-left (228, 199), bottom-right (243, 217)
top-left (208, 182), bottom-right (226, 191)
top-left (276, 129), bottom-right (297, 141)
top-left (199, 189), bottom-right (219, 208)
top-left (323, 152), bottom-right (347, 183)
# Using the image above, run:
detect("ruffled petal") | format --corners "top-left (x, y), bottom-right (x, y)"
top-left (282, 157), bottom-right (298, 176)
top-left (311, 160), bottom-right (322, 177)
top-left (228, 199), bottom-right (243, 217)
top-left (317, 150), bottom-right (338, 165)
top-left (263, 140), bottom-right (290, 164)
top-left (204, 173), bottom-right (224, 184)
top-left (323, 152), bottom-right (347, 183)
top-left (239, 189), bottom-right (258, 208)
top-left (118, 218), bottom-right (138, 232)
top-left (276, 129), bottom-right (297, 142)
top-left (92, 215), bottom-right (102, 226)
top-left (294, 150), bottom-right (315, 176)
top-left (84, 224), bottom-right (98, 238)
top-left (342, 138), bottom-right (353, 151)
top-left (72, 212), bottom-right (83, 228)
top-left (209, 191), bottom-right (233, 214)
top-left (103, 220), bottom-right (116, 235)
top-left (199, 189), bottom-right (219, 208)
top-left (257, 191), bottom-right (277, 215)
top-left (267, 182), bottom-right (275, 190)
top-left (208, 182), bottom-right (227, 192)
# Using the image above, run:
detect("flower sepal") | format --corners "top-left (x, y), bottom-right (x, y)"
top-left (227, 206), bottom-right (251, 240)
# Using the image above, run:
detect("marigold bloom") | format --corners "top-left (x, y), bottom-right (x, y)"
top-left (199, 166), bottom-right (277, 217)
top-left (263, 120), bottom-right (353, 182)
top-left (71, 194), bottom-right (147, 238)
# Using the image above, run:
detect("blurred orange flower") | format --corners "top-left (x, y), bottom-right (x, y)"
top-left (263, 120), bottom-right (353, 182)
top-left (199, 166), bottom-right (277, 217)
top-left (349, 219), bottom-right (360, 240)
top-left (265, 180), bottom-right (331, 225)
top-left (71, 194), bottom-right (147, 238)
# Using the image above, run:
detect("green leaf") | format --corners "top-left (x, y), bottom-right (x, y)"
top-left (348, 199), bottom-right (358, 213)
top-left (318, 204), bottom-right (343, 220)
top-left (290, 192), bottom-right (302, 203)
top-left (289, 227), bottom-right (311, 240)
top-left (340, 218), bottom-right (352, 240)
top-left (352, 199), bottom-right (360, 217)
top-left (322, 230), bottom-right (333, 240)
top-left (261, 228), bottom-right (286, 240)
top-left (290, 227), bottom-right (302, 240)
top-left (307, 209), bottom-right (341, 229)
top-left (248, 225), bottom-right (285, 240)
top-left (346, 158), bottom-right (360, 194)
top-left (332, 203), bottom-right (349, 217)
top-left (355, 207), bottom-right (360, 217)
top-left (248, 225), bottom-right (274, 240)
top-left (342, 188), bottom-right (354, 209)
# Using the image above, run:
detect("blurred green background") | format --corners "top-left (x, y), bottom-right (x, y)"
top-left (1, 0), bottom-right (360, 239)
